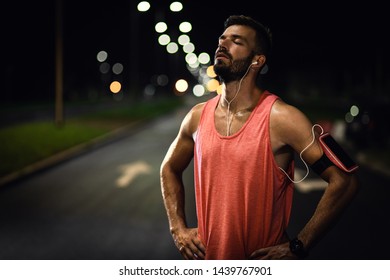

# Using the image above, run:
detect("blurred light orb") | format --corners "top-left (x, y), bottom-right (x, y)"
top-left (170, 2), bottom-right (183, 12)
top-left (157, 74), bottom-right (169, 86)
top-left (193, 84), bottom-right (205, 97)
top-left (112, 63), bottom-right (123, 75)
top-left (99, 62), bottom-right (110, 74)
top-left (345, 112), bottom-right (354, 123)
top-left (167, 42), bottom-right (179, 54)
top-left (185, 53), bottom-right (197, 65)
top-left (158, 34), bottom-right (171, 45)
top-left (198, 52), bottom-right (211, 64)
top-left (137, 1), bottom-right (151, 12)
top-left (179, 22), bottom-right (192, 33)
top-left (155, 22), bottom-right (168, 33)
top-left (350, 105), bottom-right (359, 117)
top-left (110, 81), bottom-right (122, 93)
top-left (206, 65), bottom-right (217, 78)
top-left (178, 34), bottom-right (190, 45)
top-left (144, 84), bottom-right (156, 96)
top-left (183, 42), bottom-right (195, 53)
top-left (175, 79), bottom-right (188, 93)
top-left (188, 60), bottom-right (200, 69)
top-left (97, 50), bottom-right (108, 62)
top-left (206, 79), bottom-right (220, 92)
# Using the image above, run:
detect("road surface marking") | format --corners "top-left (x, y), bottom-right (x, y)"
top-left (116, 160), bottom-right (152, 188)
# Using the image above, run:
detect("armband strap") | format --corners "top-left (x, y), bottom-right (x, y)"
top-left (310, 153), bottom-right (334, 175)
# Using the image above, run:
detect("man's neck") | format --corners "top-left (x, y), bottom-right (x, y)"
top-left (220, 80), bottom-right (262, 112)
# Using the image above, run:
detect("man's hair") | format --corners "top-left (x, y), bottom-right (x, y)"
top-left (224, 15), bottom-right (273, 59)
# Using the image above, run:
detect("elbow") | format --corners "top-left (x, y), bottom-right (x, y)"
top-left (160, 157), bottom-right (172, 179)
top-left (337, 172), bottom-right (360, 203)
top-left (349, 173), bottom-right (360, 197)
top-left (328, 169), bottom-right (360, 203)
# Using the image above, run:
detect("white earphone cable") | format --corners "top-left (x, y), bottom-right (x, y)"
top-left (279, 124), bottom-right (324, 183)
top-left (224, 63), bottom-right (253, 136)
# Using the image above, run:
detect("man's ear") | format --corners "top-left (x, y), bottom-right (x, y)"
top-left (252, 55), bottom-right (266, 68)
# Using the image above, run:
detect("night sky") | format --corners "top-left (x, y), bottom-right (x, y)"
top-left (2, 0), bottom-right (389, 104)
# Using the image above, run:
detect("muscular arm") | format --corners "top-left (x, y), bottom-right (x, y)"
top-left (251, 100), bottom-right (360, 259)
top-left (160, 104), bottom-right (205, 259)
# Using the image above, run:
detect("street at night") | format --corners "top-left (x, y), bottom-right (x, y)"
top-left (0, 97), bottom-right (389, 260)
top-left (1, 1), bottom-right (390, 279)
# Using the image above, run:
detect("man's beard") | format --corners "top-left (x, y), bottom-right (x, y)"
top-left (214, 55), bottom-right (253, 83)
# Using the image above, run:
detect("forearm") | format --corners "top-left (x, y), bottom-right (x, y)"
top-left (160, 166), bottom-right (188, 234)
top-left (297, 173), bottom-right (359, 252)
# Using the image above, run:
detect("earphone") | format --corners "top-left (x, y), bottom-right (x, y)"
top-left (252, 60), bottom-right (269, 74)
top-left (279, 124), bottom-right (324, 184)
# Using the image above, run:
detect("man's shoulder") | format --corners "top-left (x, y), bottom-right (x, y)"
top-left (191, 101), bottom-right (207, 113)
top-left (271, 98), bottom-right (311, 128)
top-left (272, 98), bottom-right (303, 115)
top-left (186, 102), bottom-right (206, 121)
top-left (181, 101), bottom-right (208, 136)
top-left (189, 95), bottom-right (219, 118)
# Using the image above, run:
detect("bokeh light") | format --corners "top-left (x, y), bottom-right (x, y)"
top-left (166, 42), bottom-right (179, 54)
top-left (175, 79), bottom-right (188, 94)
top-left (112, 63), bottom-right (123, 75)
top-left (137, 1), bottom-right (151, 12)
top-left (158, 34), bottom-right (171, 45)
top-left (155, 22), bottom-right (168, 33)
top-left (170, 2), bottom-right (183, 12)
top-left (206, 79), bottom-right (220, 92)
top-left (193, 84), bottom-right (205, 97)
top-left (179, 22), bottom-right (192, 33)
top-left (206, 65), bottom-right (217, 78)
top-left (110, 81), bottom-right (122, 93)
top-left (96, 50), bottom-right (108, 62)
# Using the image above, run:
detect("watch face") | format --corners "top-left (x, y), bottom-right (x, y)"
top-left (291, 239), bottom-right (302, 251)
top-left (292, 242), bottom-right (301, 251)
top-left (289, 238), bottom-right (307, 258)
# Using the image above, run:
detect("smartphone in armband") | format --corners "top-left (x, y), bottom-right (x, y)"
top-left (319, 132), bottom-right (359, 173)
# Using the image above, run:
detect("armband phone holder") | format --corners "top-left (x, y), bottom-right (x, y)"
top-left (318, 132), bottom-right (359, 173)
top-left (281, 124), bottom-right (358, 181)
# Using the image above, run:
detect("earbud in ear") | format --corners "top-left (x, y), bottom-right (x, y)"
top-left (251, 61), bottom-right (258, 65)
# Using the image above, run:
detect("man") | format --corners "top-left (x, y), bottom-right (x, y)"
top-left (160, 15), bottom-right (359, 260)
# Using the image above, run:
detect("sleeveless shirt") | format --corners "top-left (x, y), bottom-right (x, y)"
top-left (194, 91), bottom-right (294, 259)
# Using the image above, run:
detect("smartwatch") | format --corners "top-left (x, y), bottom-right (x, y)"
top-left (289, 237), bottom-right (308, 258)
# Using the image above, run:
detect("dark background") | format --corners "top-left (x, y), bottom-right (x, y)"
top-left (1, 0), bottom-right (389, 262)
top-left (2, 0), bottom-right (389, 104)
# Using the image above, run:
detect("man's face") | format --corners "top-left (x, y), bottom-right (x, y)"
top-left (213, 25), bottom-right (256, 82)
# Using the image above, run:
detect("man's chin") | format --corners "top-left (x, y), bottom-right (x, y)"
top-left (213, 63), bottom-right (228, 76)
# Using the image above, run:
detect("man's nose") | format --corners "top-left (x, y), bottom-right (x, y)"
top-left (216, 44), bottom-right (227, 53)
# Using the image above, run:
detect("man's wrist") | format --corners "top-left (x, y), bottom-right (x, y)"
top-left (289, 237), bottom-right (308, 258)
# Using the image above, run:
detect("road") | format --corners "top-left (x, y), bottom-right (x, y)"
top-left (0, 99), bottom-right (389, 260)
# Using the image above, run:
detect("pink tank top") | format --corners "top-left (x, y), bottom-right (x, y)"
top-left (194, 91), bottom-right (294, 259)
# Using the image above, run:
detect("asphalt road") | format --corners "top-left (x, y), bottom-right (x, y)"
top-left (0, 106), bottom-right (192, 260)
top-left (0, 99), bottom-right (389, 260)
